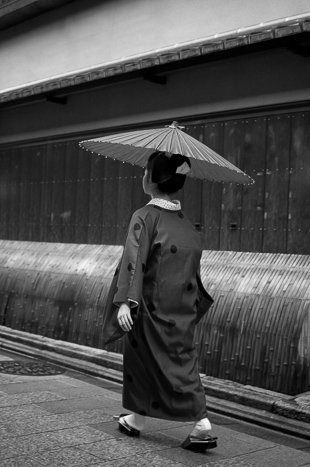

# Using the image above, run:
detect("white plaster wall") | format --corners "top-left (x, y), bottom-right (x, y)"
top-left (0, 0), bottom-right (309, 92)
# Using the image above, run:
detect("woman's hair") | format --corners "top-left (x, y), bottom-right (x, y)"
top-left (146, 151), bottom-right (191, 194)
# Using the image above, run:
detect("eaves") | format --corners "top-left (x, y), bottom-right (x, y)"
top-left (1, 12), bottom-right (310, 106)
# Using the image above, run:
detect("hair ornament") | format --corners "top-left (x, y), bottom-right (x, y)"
top-left (176, 162), bottom-right (190, 175)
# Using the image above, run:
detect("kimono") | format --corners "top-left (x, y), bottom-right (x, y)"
top-left (112, 199), bottom-right (212, 422)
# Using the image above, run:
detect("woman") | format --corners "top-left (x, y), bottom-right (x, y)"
top-left (113, 150), bottom-right (217, 451)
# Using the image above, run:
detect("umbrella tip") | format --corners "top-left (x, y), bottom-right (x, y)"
top-left (168, 121), bottom-right (185, 130)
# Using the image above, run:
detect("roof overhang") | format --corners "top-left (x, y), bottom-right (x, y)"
top-left (1, 13), bottom-right (310, 107)
top-left (0, 0), bottom-right (74, 30)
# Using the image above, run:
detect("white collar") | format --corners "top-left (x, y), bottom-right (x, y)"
top-left (147, 198), bottom-right (181, 211)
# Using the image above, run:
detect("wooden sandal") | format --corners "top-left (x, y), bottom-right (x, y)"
top-left (181, 434), bottom-right (218, 452)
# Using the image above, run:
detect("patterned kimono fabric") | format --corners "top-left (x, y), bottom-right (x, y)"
top-left (113, 199), bottom-right (207, 422)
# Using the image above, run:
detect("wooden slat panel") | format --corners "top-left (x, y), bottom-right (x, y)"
top-left (201, 122), bottom-right (224, 250)
top-left (7, 149), bottom-right (20, 240)
top-left (75, 144), bottom-right (91, 243)
top-left (37, 145), bottom-right (45, 242)
top-left (23, 148), bottom-right (33, 241)
top-left (131, 165), bottom-right (147, 214)
top-left (40, 144), bottom-right (54, 242)
top-left (25, 147), bottom-right (37, 240)
top-left (4, 148), bottom-right (13, 239)
top-left (18, 147), bottom-right (32, 240)
top-left (220, 119), bottom-right (245, 251)
top-left (263, 115), bottom-right (291, 252)
top-left (288, 112), bottom-right (310, 253)
top-left (63, 141), bottom-right (78, 243)
top-left (30, 146), bottom-right (43, 241)
top-left (101, 158), bottom-right (119, 244)
top-left (183, 124), bottom-right (203, 228)
top-left (241, 117), bottom-right (266, 252)
top-left (113, 164), bottom-right (150, 245)
top-left (0, 150), bottom-right (7, 239)
top-left (87, 152), bottom-right (105, 244)
top-left (116, 163), bottom-right (135, 245)
top-left (4, 150), bottom-right (12, 239)
top-left (50, 142), bottom-right (66, 243)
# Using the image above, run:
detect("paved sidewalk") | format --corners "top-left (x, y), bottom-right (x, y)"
top-left (1, 326), bottom-right (310, 431)
top-left (0, 350), bottom-right (310, 467)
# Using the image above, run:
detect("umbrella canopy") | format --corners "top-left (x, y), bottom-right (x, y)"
top-left (80, 122), bottom-right (254, 185)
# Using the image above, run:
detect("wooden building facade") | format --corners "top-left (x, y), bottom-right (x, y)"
top-left (0, 109), bottom-right (309, 254)
top-left (1, 2), bottom-right (310, 257)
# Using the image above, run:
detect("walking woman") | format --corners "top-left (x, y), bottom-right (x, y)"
top-left (112, 150), bottom-right (217, 451)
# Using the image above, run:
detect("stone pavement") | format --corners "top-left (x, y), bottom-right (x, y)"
top-left (1, 326), bottom-right (309, 432)
top-left (0, 350), bottom-right (310, 466)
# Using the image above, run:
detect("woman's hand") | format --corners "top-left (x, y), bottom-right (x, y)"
top-left (117, 302), bottom-right (133, 332)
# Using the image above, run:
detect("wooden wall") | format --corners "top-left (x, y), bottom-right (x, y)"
top-left (0, 109), bottom-right (309, 254)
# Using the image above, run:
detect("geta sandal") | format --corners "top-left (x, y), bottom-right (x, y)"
top-left (181, 434), bottom-right (217, 452)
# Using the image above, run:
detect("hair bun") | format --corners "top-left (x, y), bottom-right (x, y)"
top-left (149, 152), bottom-right (191, 183)
top-left (147, 151), bottom-right (191, 194)
top-left (150, 152), bottom-right (174, 183)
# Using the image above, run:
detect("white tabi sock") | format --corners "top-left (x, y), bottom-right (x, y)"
top-left (190, 417), bottom-right (212, 439)
top-left (123, 413), bottom-right (146, 431)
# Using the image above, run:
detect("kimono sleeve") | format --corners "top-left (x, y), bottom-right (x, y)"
top-left (113, 210), bottom-right (152, 307)
top-left (195, 268), bottom-right (214, 324)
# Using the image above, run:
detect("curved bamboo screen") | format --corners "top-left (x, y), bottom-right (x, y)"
top-left (0, 241), bottom-right (123, 351)
top-left (196, 250), bottom-right (310, 395)
top-left (0, 240), bottom-right (309, 394)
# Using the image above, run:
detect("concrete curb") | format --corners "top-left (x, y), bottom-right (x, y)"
top-left (0, 326), bottom-right (309, 436)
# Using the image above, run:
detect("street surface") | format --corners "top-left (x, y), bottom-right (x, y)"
top-left (0, 348), bottom-right (309, 466)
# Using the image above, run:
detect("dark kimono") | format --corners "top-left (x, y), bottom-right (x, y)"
top-left (113, 203), bottom-right (208, 422)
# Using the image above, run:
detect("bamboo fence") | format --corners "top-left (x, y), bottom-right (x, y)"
top-left (0, 241), bottom-right (309, 394)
